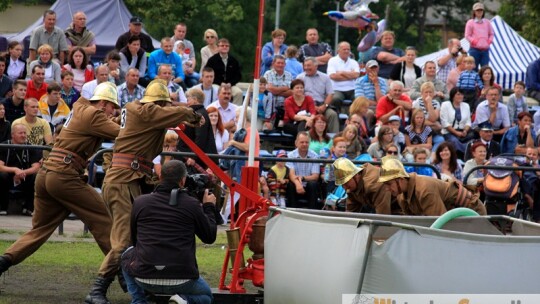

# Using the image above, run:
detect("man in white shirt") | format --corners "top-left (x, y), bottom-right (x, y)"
top-left (81, 65), bottom-right (109, 99)
top-left (327, 41), bottom-right (360, 110)
top-left (207, 83), bottom-right (238, 133)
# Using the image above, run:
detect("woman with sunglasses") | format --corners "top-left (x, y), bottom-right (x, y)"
top-left (384, 142), bottom-right (402, 160)
top-left (389, 46), bottom-right (421, 91)
top-left (465, 2), bottom-right (494, 70)
top-left (200, 29), bottom-right (219, 74)
top-left (367, 125), bottom-right (400, 160)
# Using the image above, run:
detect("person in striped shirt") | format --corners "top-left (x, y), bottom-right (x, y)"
top-left (457, 56), bottom-right (483, 111)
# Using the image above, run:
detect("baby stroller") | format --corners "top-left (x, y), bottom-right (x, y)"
top-left (482, 154), bottom-right (532, 220)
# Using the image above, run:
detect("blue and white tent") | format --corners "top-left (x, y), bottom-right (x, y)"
top-left (416, 16), bottom-right (540, 90)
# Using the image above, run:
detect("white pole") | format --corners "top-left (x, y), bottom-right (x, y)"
top-left (275, 0), bottom-right (281, 29)
top-left (248, 80), bottom-right (260, 166)
top-left (334, 1), bottom-right (340, 51)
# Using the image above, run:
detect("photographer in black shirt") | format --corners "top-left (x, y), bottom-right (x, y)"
top-left (121, 160), bottom-right (217, 304)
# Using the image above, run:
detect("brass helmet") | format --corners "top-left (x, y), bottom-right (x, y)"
top-left (89, 82), bottom-right (120, 108)
top-left (140, 79), bottom-right (171, 103)
top-left (333, 157), bottom-right (363, 185)
top-left (378, 155), bottom-right (409, 183)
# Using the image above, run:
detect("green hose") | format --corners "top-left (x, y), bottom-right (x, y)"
top-left (430, 208), bottom-right (479, 229)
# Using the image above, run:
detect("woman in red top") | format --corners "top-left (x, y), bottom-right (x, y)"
top-left (282, 79), bottom-right (316, 137)
top-left (478, 65), bottom-right (501, 101)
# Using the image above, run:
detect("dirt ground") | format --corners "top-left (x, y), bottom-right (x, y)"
top-left (0, 265), bottom-right (129, 304)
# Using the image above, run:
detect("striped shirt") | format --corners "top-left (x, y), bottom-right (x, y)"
top-left (354, 75), bottom-right (387, 101)
top-left (412, 98), bottom-right (441, 117)
top-left (457, 70), bottom-right (483, 91)
top-left (404, 125), bottom-right (432, 144)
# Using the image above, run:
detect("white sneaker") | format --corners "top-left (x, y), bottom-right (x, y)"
top-left (169, 294), bottom-right (187, 304)
top-left (0, 211), bottom-right (7, 215)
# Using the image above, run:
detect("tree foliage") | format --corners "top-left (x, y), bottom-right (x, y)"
top-left (500, 0), bottom-right (540, 46)
top-left (0, 0), bottom-right (11, 12)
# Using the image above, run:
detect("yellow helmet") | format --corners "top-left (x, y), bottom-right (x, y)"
top-left (140, 79), bottom-right (171, 103)
top-left (377, 156), bottom-right (409, 183)
top-left (333, 157), bottom-right (363, 185)
top-left (89, 82), bottom-right (120, 108)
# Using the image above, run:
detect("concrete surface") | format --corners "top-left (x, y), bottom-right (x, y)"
top-left (0, 215), bottom-right (91, 242)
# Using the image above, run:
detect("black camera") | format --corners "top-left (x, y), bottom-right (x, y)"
top-left (184, 173), bottom-right (214, 201)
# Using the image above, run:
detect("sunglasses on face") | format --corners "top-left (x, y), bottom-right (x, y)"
top-left (387, 150), bottom-right (398, 155)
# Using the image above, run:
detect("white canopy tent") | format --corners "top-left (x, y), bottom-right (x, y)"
top-left (416, 16), bottom-right (540, 90)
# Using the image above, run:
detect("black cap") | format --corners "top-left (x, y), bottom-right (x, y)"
top-left (130, 16), bottom-right (143, 24)
top-left (478, 121), bottom-right (494, 131)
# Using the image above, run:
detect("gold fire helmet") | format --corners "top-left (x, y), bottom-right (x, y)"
top-left (377, 156), bottom-right (409, 183)
top-left (89, 82), bottom-right (120, 108)
top-left (333, 157), bottom-right (363, 185)
top-left (140, 79), bottom-right (171, 103)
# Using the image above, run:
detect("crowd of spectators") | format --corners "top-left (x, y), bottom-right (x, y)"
top-left (0, 4), bottom-right (539, 221)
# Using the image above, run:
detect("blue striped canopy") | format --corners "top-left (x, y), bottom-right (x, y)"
top-left (416, 16), bottom-right (540, 90)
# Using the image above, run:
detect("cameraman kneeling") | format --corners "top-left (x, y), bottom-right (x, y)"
top-left (121, 160), bottom-right (217, 304)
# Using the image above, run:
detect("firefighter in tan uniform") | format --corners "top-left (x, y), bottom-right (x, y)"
top-left (377, 156), bottom-right (487, 216)
top-left (0, 83), bottom-right (122, 302)
top-left (333, 158), bottom-right (399, 214)
top-left (98, 79), bottom-right (203, 302)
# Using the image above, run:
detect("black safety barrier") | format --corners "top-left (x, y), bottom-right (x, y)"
top-left (0, 143), bottom-right (52, 152)
top-left (87, 148), bottom-right (441, 181)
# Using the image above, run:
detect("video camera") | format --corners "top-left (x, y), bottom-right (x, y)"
top-left (184, 173), bottom-right (214, 201)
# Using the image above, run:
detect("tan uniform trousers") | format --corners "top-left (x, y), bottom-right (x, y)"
top-left (4, 168), bottom-right (118, 277)
top-left (100, 180), bottom-right (141, 277)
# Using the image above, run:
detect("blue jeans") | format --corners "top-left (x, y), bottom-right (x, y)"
top-left (185, 72), bottom-right (200, 88)
top-left (443, 133), bottom-right (467, 153)
top-left (122, 251), bottom-right (213, 304)
top-left (431, 134), bottom-right (445, 152)
top-left (468, 47), bottom-right (490, 70)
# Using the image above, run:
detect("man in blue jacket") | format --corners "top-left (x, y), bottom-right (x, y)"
top-left (147, 37), bottom-right (184, 88)
top-left (500, 111), bottom-right (536, 154)
top-left (526, 58), bottom-right (540, 101)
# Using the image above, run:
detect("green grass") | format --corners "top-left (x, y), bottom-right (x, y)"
top-left (0, 232), bottom-right (258, 303)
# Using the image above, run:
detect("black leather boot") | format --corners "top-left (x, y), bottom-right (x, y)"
top-left (0, 255), bottom-right (12, 275)
top-left (117, 271), bottom-right (128, 293)
top-left (84, 276), bottom-right (114, 304)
